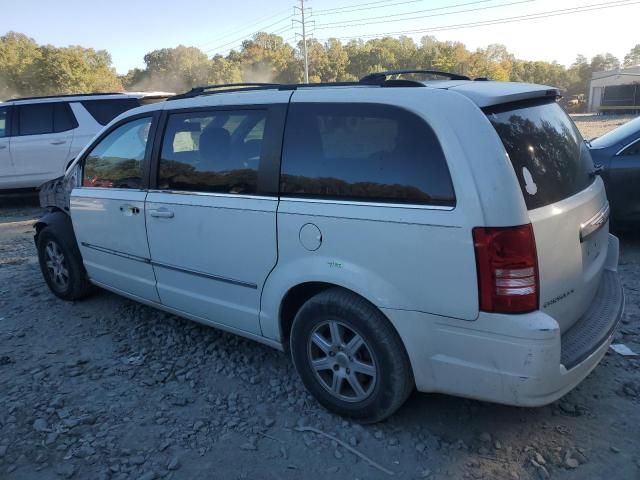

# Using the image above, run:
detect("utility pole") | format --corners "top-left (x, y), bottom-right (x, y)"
top-left (293, 0), bottom-right (312, 83)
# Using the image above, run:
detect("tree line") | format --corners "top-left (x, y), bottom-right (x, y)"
top-left (2, 31), bottom-right (639, 102)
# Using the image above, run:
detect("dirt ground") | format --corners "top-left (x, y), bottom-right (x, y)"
top-left (0, 118), bottom-right (639, 480)
top-left (571, 114), bottom-right (637, 140)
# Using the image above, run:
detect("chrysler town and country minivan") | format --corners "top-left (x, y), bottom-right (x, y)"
top-left (35, 71), bottom-right (624, 422)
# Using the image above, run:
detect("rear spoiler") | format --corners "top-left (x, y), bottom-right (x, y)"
top-left (449, 82), bottom-right (561, 108)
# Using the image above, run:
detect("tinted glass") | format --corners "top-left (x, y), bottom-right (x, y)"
top-left (486, 99), bottom-right (593, 210)
top-left (0, 108), bottom-right (7, 138)
top-left (82, 99), bottom-right (141, 126)
top-left (19, 103), bottom-right (54, 135)
top-left (621, 140), bottom-right (640, 156)
top-left (158, 110), bottom-right (266, 194)
top-left (53, 103), bottom-right (77, 132)
top-left (280, 103), bottom-right (455, 205)
top-left (83, 117), bottom-right (151, 189)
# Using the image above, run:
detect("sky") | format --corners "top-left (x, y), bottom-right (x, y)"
top-left (2, 0), bottom-right (639, 74)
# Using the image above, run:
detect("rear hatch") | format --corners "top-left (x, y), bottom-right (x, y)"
top-left (485, 99), bottom-right (609, 332)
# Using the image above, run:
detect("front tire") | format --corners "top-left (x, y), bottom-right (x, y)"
top-left (290, 288), bottom-right (414, 423)
top-left (37, 227), bottom-right (93, 301)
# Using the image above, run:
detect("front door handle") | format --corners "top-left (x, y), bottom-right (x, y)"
top-left (149, 209), bottom-right (174, 218)
top-left (50, 140), bottom-right (67, 146)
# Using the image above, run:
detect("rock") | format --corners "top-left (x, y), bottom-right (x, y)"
top-left (264, 417), bottom-right (275, 428)
top-left (420, 468), bottom-right (433, 478)
top-left (130, 455), bottom-right (145, 465)
top-left (610, 446), bottom-right (620, 453)
top-left (240, 442), bottom-right (257, 451)
top-left (137, 472), bottom-right (156, 480)
top-left (565, 457), bottom-right (579, 469)
top-left (416, 443), bottom-right (426, 453)
top-left (388, 437), bottom-right (399, 447)
top-left (55, 463), bottom-right (76, 478)
top-left (193, 420), bottom-right (204, 431)
top-left (327, 466), bottom-right (340, 473)
top-left (167, 456), bottom-right (180, 471)
top-left (559, 402), bottom-right (577, 415)
top-left (33, 418), bottom-right (48, 432)
top-left (622, 383), bottom-right (637, 397)
top-left (479, 432), bottom-right (492, 442)
top-left (534, 452), bottom-right (546, 465)
top-left (530, 460), bottom-right (549, 480)
top-left (564, 450), bottom-right (579, 469)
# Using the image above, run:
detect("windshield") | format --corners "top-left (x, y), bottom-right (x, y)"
top-left (486, 99), bottom-right (594, 210)
top-left (590, 115), bottom-right (640, 149)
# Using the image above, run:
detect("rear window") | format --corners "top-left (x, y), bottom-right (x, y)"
top-left (486, 99), bottom-right (593, 210)
top-left (82, 99), bottom-right (141, 126)
top-left (280, 103), bottom-right (455, 206)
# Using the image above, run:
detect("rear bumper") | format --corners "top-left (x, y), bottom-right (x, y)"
top-left (383, 234), bottom-right (624, 406)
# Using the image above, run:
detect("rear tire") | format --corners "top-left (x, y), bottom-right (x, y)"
top-left (37, 227), bottom-right (93, 301)
top-left (290, 288), bottom-right (414, 423)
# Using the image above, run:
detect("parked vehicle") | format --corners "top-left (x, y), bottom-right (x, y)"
top-left (35, 71), bottom-right (624, 422)
top-left (589, 115), bottom-right (640, 224)
top-left (0, 92), bottom-right (172, 191)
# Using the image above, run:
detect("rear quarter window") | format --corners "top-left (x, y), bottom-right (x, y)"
top-left (485, 99), bottom-right (594, 210)
top-left (82, 99), bottom-right (141, 126)
top-left (280, 102), bottom-right (455, 206)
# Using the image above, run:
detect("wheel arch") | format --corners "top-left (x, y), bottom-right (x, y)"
top-left (276, 281), bottom-right (409, 363)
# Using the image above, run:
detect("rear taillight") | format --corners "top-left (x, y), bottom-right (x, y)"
top-left (473, 224), bottom-right (539, 314)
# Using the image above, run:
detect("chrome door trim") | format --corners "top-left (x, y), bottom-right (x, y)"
top-left (279, 196), bottom-right (455, 211)
top-left (81, 242), bottom-right (257, 289)
top-left (615, 137), bottom-right (640, 156)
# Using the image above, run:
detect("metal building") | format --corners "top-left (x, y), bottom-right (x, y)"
top-left (588, 66), bottom-right (640, 113)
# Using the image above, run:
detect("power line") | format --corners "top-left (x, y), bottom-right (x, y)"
top-left (315, 0), bottom-right (639, 41)
top-left (313, 0), bottom-right (489, 17)
top-left (204, 14), bottom-right (293, 54)
top-left (197, 9), bottom-right (292, 49)
top-left (314, 0), bottom-right (532, 30)
top-left (314, 0), bottom-right (425, 15)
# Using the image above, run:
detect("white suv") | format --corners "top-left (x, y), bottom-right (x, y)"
top-left (0, 92), bottom-right (171, 191)
top-left (35, 71), bottom-right (624, 422)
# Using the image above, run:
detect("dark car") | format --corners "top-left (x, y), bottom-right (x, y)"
top-left (589, 116), bottom-right (640, 224)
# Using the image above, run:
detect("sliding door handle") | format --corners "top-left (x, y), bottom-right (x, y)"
top-left (50, 140), bottom-right (67, 146)
top-left (149, 209), bottom-right (174, 218)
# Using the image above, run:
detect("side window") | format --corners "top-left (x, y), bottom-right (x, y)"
top-left (18, 103), bottom-right (54, 136)
top-left (621, 139), bottom-right (640, 156)
top-left (81, 99), bottom-right (141, 126)
top-left (280, 103), bottom-right (455, 206)
top-left (0, 107), bottom-right (8, 138)
top-left (157, 109), bottom-right (266, 194)
top-left (53, 103), bottom-right (78, 132)
top-left (83, 117), bottom-right (152, 189)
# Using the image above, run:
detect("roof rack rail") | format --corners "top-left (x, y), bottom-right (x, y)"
top-left (3, 92), bottom-right (125, 102)
top-left (170, 83), bottom-right (281, 100)
top-left (360, 69), bottom-right (471, 83)
top-left (168, 73), bottom-right (442, 101)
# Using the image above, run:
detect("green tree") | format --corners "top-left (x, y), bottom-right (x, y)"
top-left (590, 53), bottom-right (620, 72)
top-left (623, 44), bottom-right (640, 67)
top-left (29, 46), bottom-right (122, 95)
top-left (0, 32), bottom-right (41, 97)
top-left (238, 32), bottom-right (297, 83)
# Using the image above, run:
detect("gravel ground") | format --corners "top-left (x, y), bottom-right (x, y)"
top-left (1, 117), bottom-right (639, 480)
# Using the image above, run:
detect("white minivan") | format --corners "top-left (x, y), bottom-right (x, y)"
top-left (35, 71), bottom-right (624, 422)
top-left (0, 92), bottom-right (171, 191)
